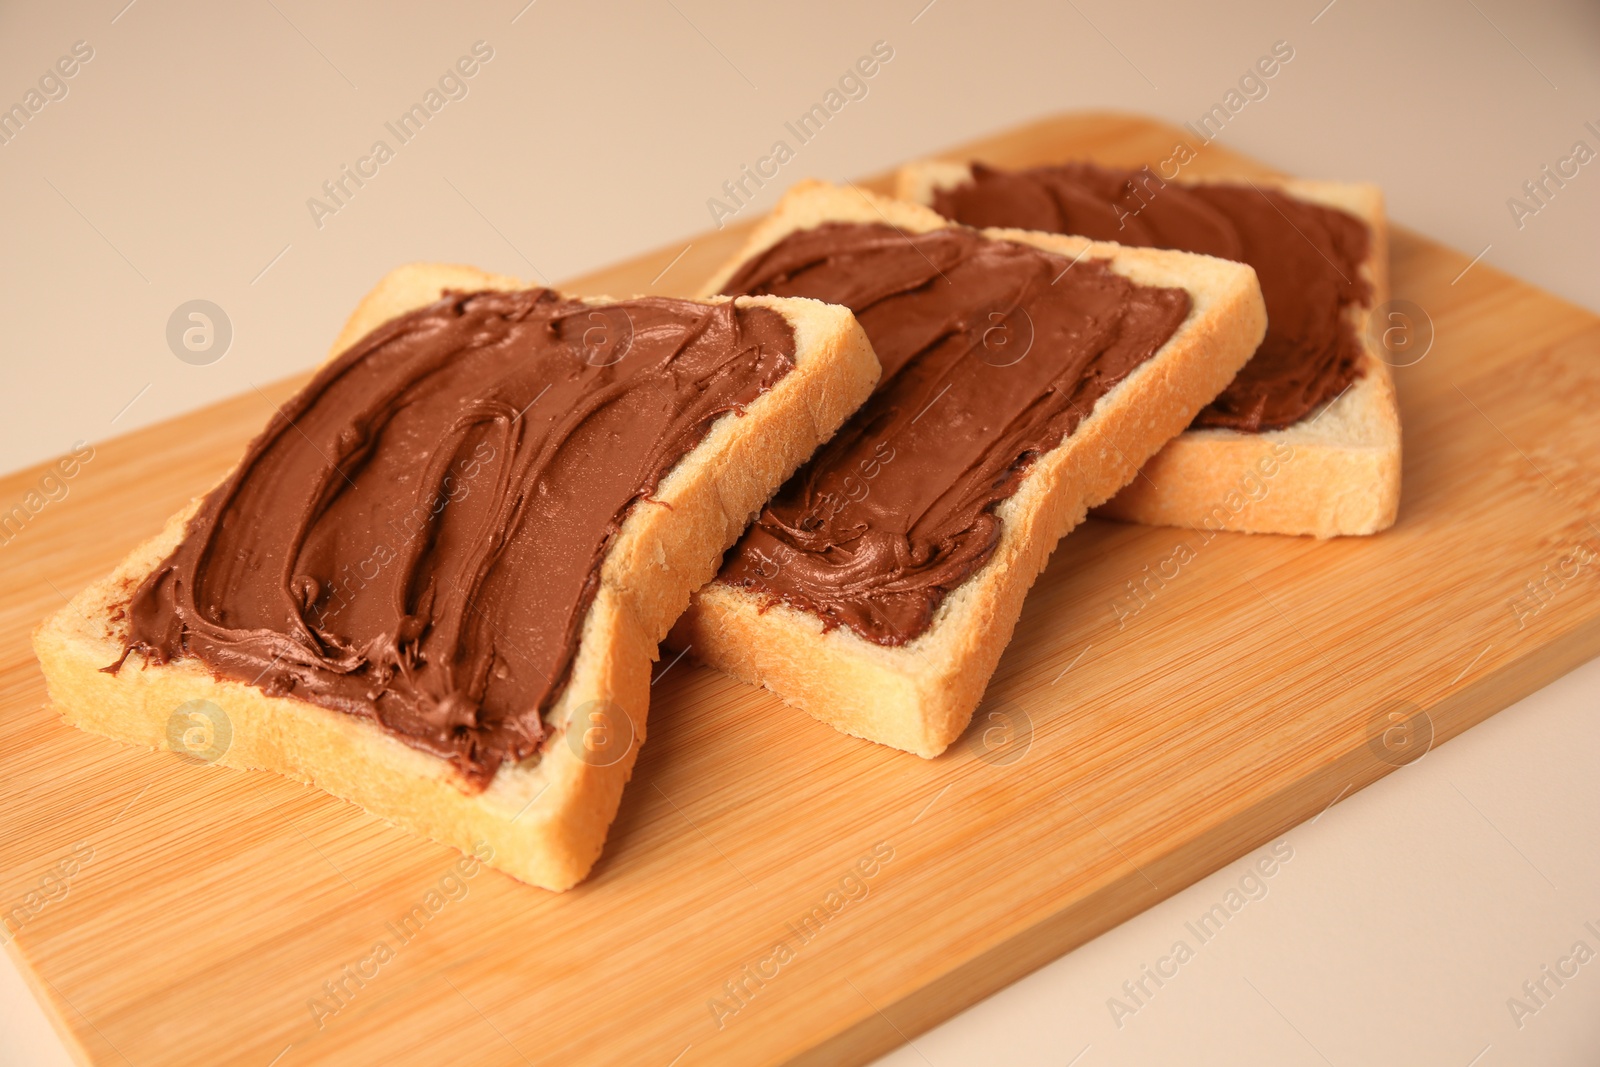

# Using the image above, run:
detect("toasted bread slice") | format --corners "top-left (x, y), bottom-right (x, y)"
top-left (898, 161), bottom-right (1400, 538)
top-left (33, 263), bottom-right (879, 890)
top-left (670, 181), bottom-right (1266, 757)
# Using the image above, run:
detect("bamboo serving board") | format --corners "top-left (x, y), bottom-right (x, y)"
top-left (5, 113), bottom-right (1600, 1067)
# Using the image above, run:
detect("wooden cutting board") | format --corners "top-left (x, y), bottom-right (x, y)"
top-left (4, 112), bottom-right (1599, 1067)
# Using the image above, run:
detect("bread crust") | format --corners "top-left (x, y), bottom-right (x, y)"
top-left (33, 264), bottom-right (880, 890)
top-left (672, 181), bottom-right (1267, 757)
top-left (897, 162), bottom-right (1402, 538)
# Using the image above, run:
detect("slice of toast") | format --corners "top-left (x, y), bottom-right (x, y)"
top-left (897, 160), bottom-right (1400, 539)
top-left (33, 263), bottom-right (879, 890)
top-left (670, 181), bottom-right (1267, 757)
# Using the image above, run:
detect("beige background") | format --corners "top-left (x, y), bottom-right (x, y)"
top-left (3, 1), bottom-right (1598, 1064)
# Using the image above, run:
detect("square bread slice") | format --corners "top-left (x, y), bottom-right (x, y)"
top-left (33, 263), bottom-right (879, 890)
top-left (670, 180), bottom-right (1267, 757)
top-left (898, 160), bottom-right (1401, 539)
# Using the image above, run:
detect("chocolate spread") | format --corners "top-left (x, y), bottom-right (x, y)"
top-left (117, 288), bottom-right (795, 788)
top-left (717, 221), bottom-right (1190, 646)
top-left (932, 162), bottom-right (1371, 432)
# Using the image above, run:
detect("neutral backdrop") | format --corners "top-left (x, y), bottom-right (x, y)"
top-left (3, 1), bottom-right (1598, 1064)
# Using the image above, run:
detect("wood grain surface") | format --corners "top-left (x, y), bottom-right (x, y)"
top-left (4, 112), bottom-right (1599, 1067)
